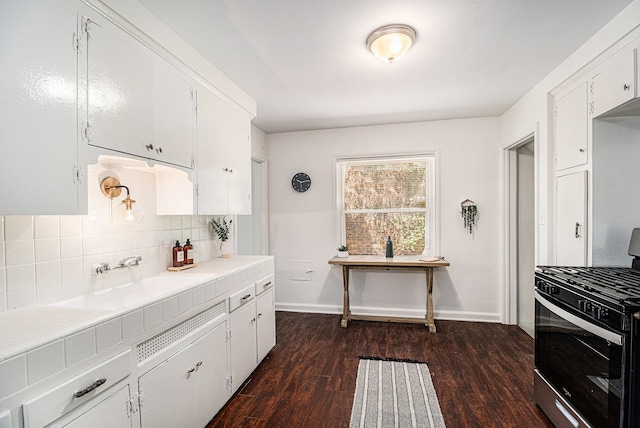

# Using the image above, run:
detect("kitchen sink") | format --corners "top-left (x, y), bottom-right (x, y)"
top-left (54, 273), bottom-right (211, 311)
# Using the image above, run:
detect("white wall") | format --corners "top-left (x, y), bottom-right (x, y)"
top-left (268, 118), bottom-right (502, 322)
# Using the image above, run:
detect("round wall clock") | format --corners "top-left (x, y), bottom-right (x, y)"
top-left (291, 172), bottom-right (311, 192)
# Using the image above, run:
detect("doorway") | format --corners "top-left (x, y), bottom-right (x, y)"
top-left (237, 158), bottom-right (269, 255)
top-left (507, 137), bottom-right (535, 336)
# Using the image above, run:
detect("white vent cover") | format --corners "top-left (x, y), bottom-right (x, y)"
top-left (137, 302), bottom-right (225, 363)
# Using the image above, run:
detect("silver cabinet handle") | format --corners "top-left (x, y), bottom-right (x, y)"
top-left (263, 281), bottom-right (272, 289)
top-left (241, 294), bottom-right (252, 302)
top-left (145, 143), bottom-right (153, 151)
top-left (196, 361), bottom-right (202, 367)
top-left (188, 367), bottom-right (195, 374)
top-left (73, 378), bottom-right (106, 398)
top-left (575, 222), bottom-right (581, 238)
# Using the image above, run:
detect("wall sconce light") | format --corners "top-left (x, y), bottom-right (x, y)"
top-left (366, 24), bottom-right (416, 63)
top-left (100, 176), bottom-right (144, 226)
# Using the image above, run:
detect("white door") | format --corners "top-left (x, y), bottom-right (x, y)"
top-left (86, 18), bottom-right (155, 159)
top-left (193, 322), bottom-right (229, 427)
top-left (63, 385), bottom-right (131, 428)
top-left (556, 171), bottom-right (588, 266)
top-left (139, 341), bottom-right (196, 427)
top-left (555, 82), bottom-right (588, 170)
top-left (256, 289), bottom-right (276, 363)
top-left (229, 302), bottom-right (257, 392)
top-left (0, 1), bottom-right (79, 214)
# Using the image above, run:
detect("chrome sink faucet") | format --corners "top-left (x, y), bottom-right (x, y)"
top-left (93, 256), bottom-right (142, 275)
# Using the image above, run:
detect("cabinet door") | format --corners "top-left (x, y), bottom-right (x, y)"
top-left (62, 385), bottom-right (131, 428)
top-left (0, 1), bottom-right (79, 214)
top-left (86, 18), bottom-right (154, 159)
top-left (192, 322), bottom-right (229, 427)
top-left (591, 48), bottom-right (636, 117)
top-left (229, 302), bottom-right (257, 392)
top-left (226, 111), bottom-right (252, 215)
top-left (256, 288), bottom-right (276, 364)
top-left (85, 19), bottom-right (194, 168)
top-left (153, 61), bottom-right (195, 168)
top-left (138, 340), bottom-right (196, 427)
top-left (196, 89), bottom-right (229, 214)
top-left (555, 82), bottom-right (588, 170)
top-left (556, 171), bottom-right (587, 266)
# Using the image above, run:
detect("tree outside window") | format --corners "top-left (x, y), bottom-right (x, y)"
top-left (339, 156), bottom-right (436, 256)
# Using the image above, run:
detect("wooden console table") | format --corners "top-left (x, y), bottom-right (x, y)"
top-left (328, 255), bottom-right (449, 333)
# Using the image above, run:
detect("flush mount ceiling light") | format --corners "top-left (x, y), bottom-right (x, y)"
top-left (366, 24), bottom-right (416, 63)
top-left (100, 176), bottom-right (144, 226)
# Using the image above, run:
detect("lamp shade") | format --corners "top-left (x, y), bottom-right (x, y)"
top-left (114, 195), bottom-right (144, 226)
top-left (366, 24), bottom-right (416, 63)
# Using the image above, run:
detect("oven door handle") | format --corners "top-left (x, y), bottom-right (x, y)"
top-left (535, 289), bottom-right (623, 346)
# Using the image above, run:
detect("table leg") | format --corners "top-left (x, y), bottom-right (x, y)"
top-left (426, 268), bottom-right (436, 333)
top-left (341, 265), bottom-right (350, 327)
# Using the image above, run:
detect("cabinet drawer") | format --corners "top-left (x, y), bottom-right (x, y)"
top-left (255, 274), bottom-right (274, 296)
top-left (23, 350), bottom-right (131, 428)
top-left (229, 284), bottom-right (255, 312)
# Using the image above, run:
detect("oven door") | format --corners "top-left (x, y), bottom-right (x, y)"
top-left (535, 290), bottom-right (626, 428)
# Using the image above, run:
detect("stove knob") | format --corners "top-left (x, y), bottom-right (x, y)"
top-left (550, 285), bottom-right (559, 295)
top-left (578, 300), bottom-right (591, 313)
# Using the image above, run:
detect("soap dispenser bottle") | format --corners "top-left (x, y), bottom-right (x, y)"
top-left (385, 235), bottom-right (394, 258)
top-left (183, 239), bottom-right (193, 265)
top-left (173, 240), bottom-right (184, 267)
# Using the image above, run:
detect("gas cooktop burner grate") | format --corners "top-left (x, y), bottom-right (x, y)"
top-left (538, 266), bottom-right (640, 302)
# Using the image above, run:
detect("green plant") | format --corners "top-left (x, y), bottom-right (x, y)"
top-left (209, 216), bottom-right (232, 241)
top-left (337, 245), bottom-right (348, 252)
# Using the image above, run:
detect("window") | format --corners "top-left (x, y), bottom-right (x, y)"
top-left (338, 155), bottom-right (436, 256)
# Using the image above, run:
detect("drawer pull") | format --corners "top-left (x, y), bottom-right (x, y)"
top-left (188, 367), bottom-right (195, 374)
top-left (623, 83), bottom-right (631, 91)
top-left (196, 361), bottom-right (203, 367)
top-left (241, 294), bottom-right (252, 302)
top-left (145, 143), bottom-right (153, 151)
top-left (263, 281), bottom-right (272, 288)
top-left (73, 378), bottom-right (106, 398)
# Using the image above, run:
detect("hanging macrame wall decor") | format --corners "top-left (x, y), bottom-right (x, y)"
top-left (460, 199), bottom-right (478, 234)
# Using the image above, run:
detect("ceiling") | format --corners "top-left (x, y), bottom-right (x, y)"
top-left (137, 0), bottom-right (633, 134)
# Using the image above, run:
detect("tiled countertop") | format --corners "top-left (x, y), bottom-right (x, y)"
top-left (0, 256), bottom-right (271, 362)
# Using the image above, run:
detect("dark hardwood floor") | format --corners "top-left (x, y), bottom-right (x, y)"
top-left (208, 312), bottom-right (553, 428)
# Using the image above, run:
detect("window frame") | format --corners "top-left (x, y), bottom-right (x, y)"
top-left (336, 153), bottom-right (439, 256)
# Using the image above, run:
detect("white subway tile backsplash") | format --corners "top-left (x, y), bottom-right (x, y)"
top-left (119, 232), bottom-right (136, 252)
top-left (96, 318), bottom-right (122, 353)
top-left (60, 258), bottom-right (83, 282)
top-left (5, 240), bottom-right (34, 266)
top-left (34, 216), bottom-right (59, 239)
top-left (60, 236), bottom-right (82, 259)
top-left (6, 265), bottom-right (35, 309)
top-left (122, 310), bottom-right (143, 340)
top-left (35, 238), bottom-right (60, 263)
top-left (0, 240), bottom-right (4, 268)
top-left (0, 270), bottom-right (6, 312)
top-left (35, 262), bottom-right (62, 304)
top-left (82, 235), bottom-right (102, 256)
top-left (65, 328), bottom-right (96, 367)
top-left (59, 216), bottom-right (82, 237)
top-left (27, 340), bottom-right (64, 384)
top-left (0, 354), bottom-right (27, 397)
top-left (5, 217), bottom-right (33, 241)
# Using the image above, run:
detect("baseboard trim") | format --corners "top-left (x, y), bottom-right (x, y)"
top-left (275, 303), bottom-right (501, 324)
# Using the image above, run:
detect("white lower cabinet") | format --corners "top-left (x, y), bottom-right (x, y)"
top-left (138, 322), bottom-right (228, 428)
top-left (556, 171), bottom-right (588, 265)
top-left (62, 385), bottom-right (131, 428)
top-left (229, 301), bottom-right (257, 392)
top-left (256, 288), bottom-right (276, 364)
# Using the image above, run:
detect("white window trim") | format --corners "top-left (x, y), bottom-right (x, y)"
top-left (335, 152), bottom-right (440, 257)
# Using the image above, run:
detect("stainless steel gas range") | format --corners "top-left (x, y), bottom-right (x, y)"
top-left (534, 230), bottom-right (640, 427)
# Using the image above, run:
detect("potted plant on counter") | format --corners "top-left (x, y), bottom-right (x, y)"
top-left (337, 245), bottom-right (349, 258)
top-left (209, 216), bottom-right (232, 258)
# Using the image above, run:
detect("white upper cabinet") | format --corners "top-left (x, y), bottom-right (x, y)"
top-left (197, 88), bottom-right (252, 215)
top-left (83, 18), bottom-right (195, 169)
top-left (554, 81), bottom-right (588, 171)
top-left (591, 47), bottom-right (637, 118)
top-left (0, 1), bottom-right (81, 214)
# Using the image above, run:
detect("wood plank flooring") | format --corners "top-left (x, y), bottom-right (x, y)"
top-left (208, 312), bottom-right (553, 428)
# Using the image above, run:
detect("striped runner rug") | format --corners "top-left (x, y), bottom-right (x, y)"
top-left (349, 357), bottom-right (446, 428)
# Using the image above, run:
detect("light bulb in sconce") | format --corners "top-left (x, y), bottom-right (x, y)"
top-left (100, 176), bottom-right (144, 226)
